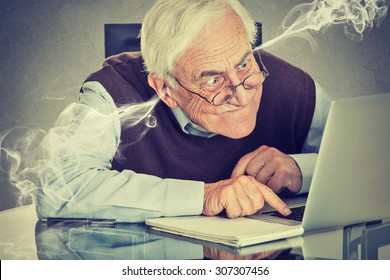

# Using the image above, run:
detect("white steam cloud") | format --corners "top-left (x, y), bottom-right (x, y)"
top-left (0, 96), bottom-right (160, 209)
top-left (258, 0), bottom-right (388, 50)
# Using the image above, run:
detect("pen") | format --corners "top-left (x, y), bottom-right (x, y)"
top-left (43, 218), bottom-right (117, 227)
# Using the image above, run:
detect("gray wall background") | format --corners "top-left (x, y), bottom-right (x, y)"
top-left (1, 0), bottom-right (389, 210)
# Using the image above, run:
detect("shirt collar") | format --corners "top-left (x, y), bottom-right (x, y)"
top-left (171, 107), bottom-right (217, 138)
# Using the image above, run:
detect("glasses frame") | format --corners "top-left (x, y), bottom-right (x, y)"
top-left (174, 50), bottom-right (269, 106)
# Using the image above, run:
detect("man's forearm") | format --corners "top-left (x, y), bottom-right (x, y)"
top-left (37, 167), bottom-right (204, 222)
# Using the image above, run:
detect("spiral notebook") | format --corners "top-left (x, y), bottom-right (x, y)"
top-left (146, 215), bottom-right (303, 248)
top-left (147, 218), bottom-right (304, 252)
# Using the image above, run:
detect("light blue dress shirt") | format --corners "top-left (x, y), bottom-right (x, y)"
top-left (38, 80), bottom-right (330, 222)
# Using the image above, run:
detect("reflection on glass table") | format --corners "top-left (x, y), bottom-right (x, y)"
top-left (34, 219), bottom-right (390, 260)
top-left (343, 221), bottom-right (390, 260)
top-left (35, 221), bottom-right (203, 260)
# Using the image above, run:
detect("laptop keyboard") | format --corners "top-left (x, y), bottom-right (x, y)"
top-left (262, 206), bottom-right (306, 222)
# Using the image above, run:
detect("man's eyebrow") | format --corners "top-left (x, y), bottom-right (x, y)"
top-left (197, 50), bottom-right (253, 81)
top-left (235, 50), bottom-right (252, 67)
top-left (199, 70), bottom-right (225, 80)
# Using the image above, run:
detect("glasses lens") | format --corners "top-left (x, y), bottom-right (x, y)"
top-left (211, 72), bottom-right (267, 106)
top-left (213, 88), bottom-right (235, 106)
top-left (243, 72), bottom-right (264, 89)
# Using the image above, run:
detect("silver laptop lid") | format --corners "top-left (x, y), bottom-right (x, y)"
top-left (303, 93), bottom-right (390, 232)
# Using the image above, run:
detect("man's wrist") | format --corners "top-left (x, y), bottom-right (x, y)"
top-left (288, 153), bottom-right (318, 194)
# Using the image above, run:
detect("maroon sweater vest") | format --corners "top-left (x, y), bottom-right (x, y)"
top-left (84, 51), bottom-right (316, 183)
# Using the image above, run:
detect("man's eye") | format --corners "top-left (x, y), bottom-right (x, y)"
top-left (206, 77), bottom-right (220, 85)
top-left (239, 60), bottom-right (249, 69)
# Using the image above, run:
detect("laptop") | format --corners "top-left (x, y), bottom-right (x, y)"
top-left (252, 92), bottom-right (390, 232)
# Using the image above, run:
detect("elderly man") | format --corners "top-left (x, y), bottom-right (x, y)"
top-left (37, 0), bottom-right (330, 222)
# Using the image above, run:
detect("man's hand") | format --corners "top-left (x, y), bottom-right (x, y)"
top-left (202, 175), bottom-right (291, 218)
top-left (231, 145), bottom-right (302, 194)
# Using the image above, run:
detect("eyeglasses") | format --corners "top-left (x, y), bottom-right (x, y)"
top-left (174, 52), bottom-right (269, 106)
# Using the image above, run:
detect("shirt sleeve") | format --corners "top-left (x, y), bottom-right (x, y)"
top-left (289, 82), bottom-right (331, 194)
top-left (36, 81), bottom-right (204, 222)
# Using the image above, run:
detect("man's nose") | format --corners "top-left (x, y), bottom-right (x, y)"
top-left (226, 74), bottom-right (251, 106)
top-left (231, 84), bottom-right (250, 106)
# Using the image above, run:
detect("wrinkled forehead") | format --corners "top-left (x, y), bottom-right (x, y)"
top-left (176, 11), bottom-right (252, 79)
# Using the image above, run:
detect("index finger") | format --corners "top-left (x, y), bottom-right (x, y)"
top-left (231, 146), bottom-right (269, 178)
top-left (256, 183), bottom-right (292, 216)
top-left (230, 150), bottom-right (258, 178)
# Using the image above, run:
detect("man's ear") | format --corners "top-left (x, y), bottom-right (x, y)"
top-left (148, 74), bottom-right (179, 108)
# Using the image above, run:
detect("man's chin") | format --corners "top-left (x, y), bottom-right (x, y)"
top-left (222, 122), bottom-right (256, 139)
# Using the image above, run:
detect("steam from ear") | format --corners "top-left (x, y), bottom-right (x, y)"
top-left (1, 127), bottom-right (47, 206)
top-left (257, 0), bottom-right (389, 50)
top-left (0, 95), bottom-right (160, 209)
top-left (112, 95), bottom-right (160, 162)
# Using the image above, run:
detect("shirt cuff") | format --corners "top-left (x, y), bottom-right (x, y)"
top-left (289, 153), bottom-right (318, 194)
top-left (164, 179), bottom-right (204, 216)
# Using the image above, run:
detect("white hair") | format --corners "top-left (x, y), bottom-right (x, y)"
top-left (140, 0), bottom-right (258, 86)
